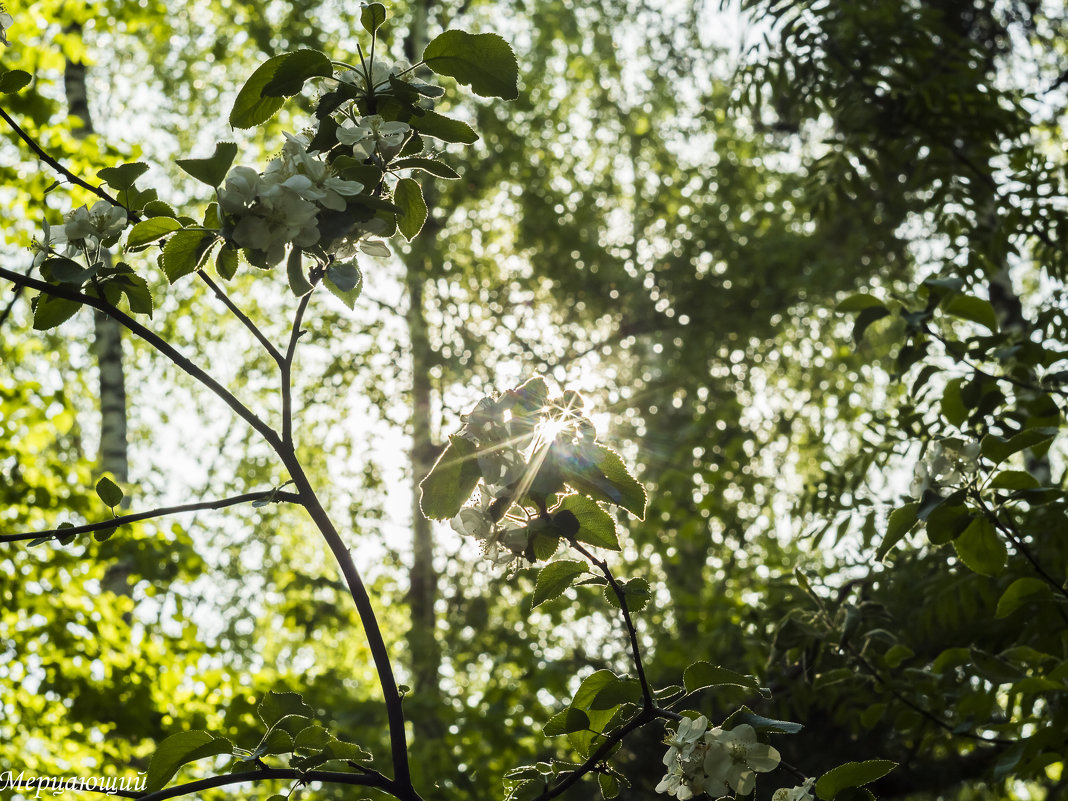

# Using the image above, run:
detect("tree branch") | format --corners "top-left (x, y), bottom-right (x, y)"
top-left (571, 540), bottom-right (655, 708)
top-left (1, 491), bottom-right (301, 544)
top-left (200, 272), bottom-right (283, 364)
top-left (278, 449), bottom-right (416, 795)
top-left (0, 104), bottom-right (129, 213)
top-left (532, 707), bottom-right (658, 801)
top-left (281, 290), bottom-right (313, 446)
top-left (0, 267), bottom-right (283, 450)
top-left (74, 767), bottom-right (401, 801)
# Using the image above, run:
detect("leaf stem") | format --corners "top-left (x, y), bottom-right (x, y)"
top-left (0, 267), bottom-right (283, 449)
top-left (0, 491), bottom-right (301, 544)
top-left (570, 541), bottom-right (655, 708)
top-left (199, 272), bottom-right (285, 364)
top-left (281, 290), bottom-right (312, 446)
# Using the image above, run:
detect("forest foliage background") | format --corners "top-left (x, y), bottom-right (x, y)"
top-left (2, 0), bottom-right (1067, 800)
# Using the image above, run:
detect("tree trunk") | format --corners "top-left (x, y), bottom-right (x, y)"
top-left (64, 54), bottom-right (130, 486)
top-left (403, 0), bottom-right (444, 744)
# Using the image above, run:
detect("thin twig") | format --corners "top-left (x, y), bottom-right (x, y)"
top-left (571, 540), bottom-right (655, 708)
top-left (532, 707), bottom-right (658, 801)
top-left (201, 272), bottom-right (283, 364)
top-left (0, 265), bottom-right (33, 331)
top-left (0, 266), bottom-right (283, 450)
top-left (281, 290), bottom-right (313, 446)
top-left (1, 491), bottom-right (301, 544)
top-left (972, 492), bottom-right (1068, 606)
top-left (927, 328), bottom-right (1068, 398)
top-left (72, 766), bottom-right (399, 801)
top-left (0, 104), bottom-right (133, 216)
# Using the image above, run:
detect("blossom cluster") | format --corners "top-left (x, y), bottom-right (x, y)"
top-left (449, 393), bottom-right (536, 563)
top-left (655, 717), bottom-right (781, 799)
top-left (33, 200), bottom-right (128, 268)
top-left (213, 58), bottom-right (419, 264)
top-left (0, 6), bottom-right (12, 46)
top-left (910, 438), bottom-right (980, 498)
top-left (217, 133), bottom-right (371, 265)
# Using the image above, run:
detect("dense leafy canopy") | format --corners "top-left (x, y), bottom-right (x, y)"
top-left (1, 1), bottom-right (1066, 801)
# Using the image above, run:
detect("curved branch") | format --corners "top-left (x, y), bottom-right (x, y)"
top-left (200, 272), bottom-right (283, 364)
top-left (532, 707), bottom-right (658, 801)
top-left (278, 450), bottom-right (416, 793)
top-left (0, 104), bottom-right (130, 213)
top-left (0, 267), bottom-right (283, 450)
top-left (571, 541), bottom-right (655, 707)
top-left (1, 491), bottom-right (301, 544)
top-left (75, 767), bottom-right (398, 801)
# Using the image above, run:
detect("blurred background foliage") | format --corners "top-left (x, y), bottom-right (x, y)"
top-left (1, 0), bottom-right (1066, 799)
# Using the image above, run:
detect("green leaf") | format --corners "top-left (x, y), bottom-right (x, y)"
top-left (590, 677), bottom-right (641, 710)
top-left (542, 707), bottom-right (591, 736)
top-left (324, 262), bottom-right (363, 309)
top-left (162, 230), bottom-right (217, 283)
top-left (815, 760), bottom-right (897, 800)
top-left (989, 470), bottom-right (1041, 490)
top-left (944, 294), bottom-right (998, 332)
top-left (684, 662), bottom-right (761, 694)
top-left (969, 648), bottom-right (1023, 684)
top-left (394, 177), bottom-right (428, 240)
top-left (419, 435), bottom-right (482, 519)
top-left (97, 162), bottom-right (150, 191)
top-left (532, 560), bottom-right (587, 608)
top-left (952, 517), bottom-right (1006, 576)
top-left (43, 257), bottom-right (93, 285)
top-left (852, 306), bottom-right (890, 345)
top-left (836, 293), bottom-right (885, 313)
top-left (555, 494), bottom-right (619, 550)
top-left (562, 445), bottom-right (646, 520)
top-left (598, 772), bottom-right (621, 800)
top-left (875, 502), bottom-right (920, 561)
top-left (261, 50), bottom-right (333, 98)
top-left (0, 69), bottom-right (32, 94)
top-left (981, 427), bottom-right (1059, 466)
top-left (32, 294), bottom-right (81, 330)
top-left (410, 110), bottom-right (479, 144)
top-left (175, 142), bottom-right (239, 187)
top-left (423, 30), bottom-right (519, 99)
top-left (995, 578), bottom-right (1053, 618)
top-left (391, 157), bottom-right (460, 179)
top-left (127, 217), bottom-right (182, 251)
top-left (360, 2), bottom-right (387, 34)
top-left (93, 526), bottom-right (117, 543)
top-left (940, 378), bottom-right (968, 427)
top-left (883, 644), bottom-right (914, 668)
top-left (215, 246), bottom-right (240, 280)
top-left (230, 54), bottom-right (290, 128)
top-left (145, 731), bottom-right (233, 793)
top-left (257, 691), bottom-right (314, 727)
top-left (286, 248), bottom-right (313, 297)
top-left (143, 200), bottom-right (179, 219)
top-left (289, 734), bottom-right (372, 770)
top-left (723, 706), bottom-right (802, 734)
top-left (97, 476), bottom-right (125, 508)
top-left (601, 577), bottom-right (651, 612)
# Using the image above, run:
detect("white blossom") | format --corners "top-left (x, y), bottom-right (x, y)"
top-left (87, 200), bottom-right (127, 238)
top-left (337, 115), bottom-right (410, 160)
top-left (656, 722), bottom-right (780, 800)
top-left (0, 11), bottom-right (13, 46)
top-left (910, 438), bottom-right (981, 497)
top-left (773, 778), bottom-right (816, 801)
top-left (662, 716), bottom-right (709, 765)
